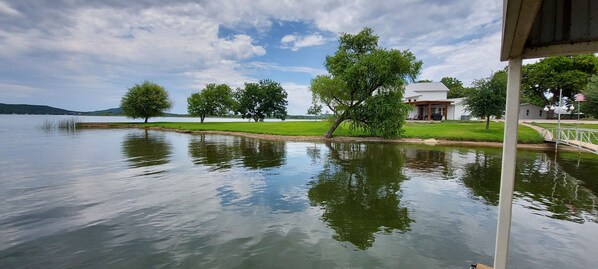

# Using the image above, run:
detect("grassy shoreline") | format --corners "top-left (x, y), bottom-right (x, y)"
top-left (92, 120), bottom-right (545, 144)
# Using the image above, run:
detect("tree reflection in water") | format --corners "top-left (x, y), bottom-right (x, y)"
top-left (308, 142), bottom-right (413, 249)
top-left (188, 135), bottom-right (286, 170)
top-left (461, 151), bottom-right (598, 224)
top-left (121, 130), bottom-right (172, 168)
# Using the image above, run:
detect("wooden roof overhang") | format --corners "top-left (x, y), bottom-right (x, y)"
top-left (501, 0), bottom-right (598, 61)
top-left (494, 1), bottom-right (598, 269)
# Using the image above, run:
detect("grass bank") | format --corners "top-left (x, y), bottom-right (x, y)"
top-left (532, 122), bottom-right (598, 130)
top-left (119, 120), bottom-right (544, 144)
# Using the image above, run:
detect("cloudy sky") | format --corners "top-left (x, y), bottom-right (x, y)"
top-left (0, 0), bottom-right (507, 114)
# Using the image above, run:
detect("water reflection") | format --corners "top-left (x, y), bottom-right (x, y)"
top-left (188, 135), bottom-right (286, 170)
top-left (307, 143), bottom-right (413, 249)
top-left (460, 151), bottom-right (598, 223)
top-left (121, 130), bottom-right (172, 168)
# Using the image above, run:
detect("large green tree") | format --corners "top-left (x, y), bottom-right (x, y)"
top-left (522, 54), bottom-right (598, 112)
top-left (187, 83), bottom-right (234, 123)
top-left (310, 28), bottom-right (422, 138)
top-left (120, 81), bottom-right (173, 123)
top-left (464, 70), bottom-right (507, 129)
top-left (582, 75), bottom-right (598, 118)
top-left (234, 79), bottom-right (288, 122)
top-left (441, 76), bottom-right (474, 98)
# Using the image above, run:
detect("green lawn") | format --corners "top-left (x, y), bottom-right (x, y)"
top-left (532, 122), bottom-right (598, 130)
top-left (532, 123), bottom-right (598, 144)
top-left (127, 120), bottom-right (544, 143)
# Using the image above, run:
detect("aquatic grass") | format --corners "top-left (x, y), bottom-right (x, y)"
top-left (37, 117), bottom-right (80, 132)
top-left (127, 120), bottom-right (545, 143)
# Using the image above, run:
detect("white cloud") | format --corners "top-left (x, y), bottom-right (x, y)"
top-left (0, 1), bottom-right (20, 16)
top-left (0, 83), bottom-right (42, 98)
top-left (281, 82), bottom-right (313, 115)
top-left (281, 33), bottom-right (329, 51)
top-left (0, 0), bottom-right (509, 113)
top-left (246, 62), bottom-right (326, 76)
top-left (420, 32), bottom-right (507, 85)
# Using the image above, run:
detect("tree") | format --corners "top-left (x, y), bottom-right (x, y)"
top-left (582, 75), bottom-right (598, 117)
top-left (234, 79), bottom-right (288, 122)
top-left (417, 79), bottom-right (432, 83)
top-left (464, 70), bottom-right (507, 129)
top-left (310, 27), bottom-right (422, 138)
top-left (441, 76), bottom-right (474, 98)
top-left (187, 84), bottom-right (234, 123)
top-left (120, 81), bottom-right (172, 123)
top-left (522, 54), bottom-right (598, 117)
top-left (307, 103), bottom-right (322, 120)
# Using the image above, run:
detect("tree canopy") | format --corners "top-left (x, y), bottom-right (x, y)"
top-left (187, 83), bottom-right (234, 123)
top-left (582, 75), bottom-right (598, 118)
top-left (441, 76), bottom-right (474, 98)
top-left (522, 54), bottom-right (598, 108)
top-left (310, 27), bottom-right (422, 138)
top-left (234, 79), bottom-right (288, 122)
top-left (120, 81), bottom-right (173, 123)
top-left (464, 70), bottom-right (507, 129)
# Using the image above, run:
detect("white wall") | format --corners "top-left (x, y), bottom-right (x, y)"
top-left (519, 104), bottom-right (544, 119)
top-left (418, 91), bottom-right (447, 101)
top-left (447, 103), bottom-right (469, 120)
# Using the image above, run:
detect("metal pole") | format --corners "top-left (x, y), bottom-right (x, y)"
top-left (493, 57), bottom-right (522, 269)
top-left (557, 88), bottom-right (562, 140)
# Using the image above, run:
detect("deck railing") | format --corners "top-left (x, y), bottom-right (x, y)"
top-left (547, 128), bottom-right (598, 154)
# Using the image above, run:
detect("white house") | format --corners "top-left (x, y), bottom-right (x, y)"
top-left (404, 82), bottom-right (469, 120)
top-left (404, 82), bottom-right (544, 121)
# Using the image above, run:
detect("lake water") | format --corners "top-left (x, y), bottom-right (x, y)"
top-left (1, 115), bottom-right (597, 268)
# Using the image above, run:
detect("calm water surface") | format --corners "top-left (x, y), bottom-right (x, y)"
top-left (1, 115), bottom-right (597, 268)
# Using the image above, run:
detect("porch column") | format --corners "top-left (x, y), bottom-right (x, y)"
top-left (427, 104), bottom-right (432, 120)
top-left (444, 104), bottom-right (448, 120)
top-left (494, 57), bottom-right (522, 269)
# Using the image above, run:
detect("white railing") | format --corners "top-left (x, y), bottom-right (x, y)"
top-left (548, 128), bottom-right (598, 154)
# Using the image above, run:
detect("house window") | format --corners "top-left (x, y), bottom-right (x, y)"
top-left (526, 109), bottom-right (529, 116)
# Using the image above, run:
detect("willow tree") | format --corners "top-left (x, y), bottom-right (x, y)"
top-left (310, 28), bottom-right (422, 138)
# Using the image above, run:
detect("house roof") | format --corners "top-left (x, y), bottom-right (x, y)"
top-left (405, 82), bottom-right (449, 92)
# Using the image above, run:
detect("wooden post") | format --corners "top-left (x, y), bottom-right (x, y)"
top-left (428, 103), bottom-right (432, 120)
top-left (493, 57), bottom-right (522, 269)
top-left (444, 104), bottom-right (448, 120)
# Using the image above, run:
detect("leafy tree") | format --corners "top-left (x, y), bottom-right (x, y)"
top-left (234, 79), bottom-right (288, 122)
top-left (310, 27), bottom-right (422, 138)
top-left (522, 54), bottom-right (598, 113)
top-left (350, 90), bottom-right (411, 138)
top-left (417, 79), bottom-right (432, 83)
top-left (307, 103), bottom-right (322, 120)
top-left (441, 76), bottom-right (474, 98)
top-left (187, 84), bottom-right (234, 123)
top-left (120, 81), bottom-right (172, 123)
top-left (582, 75), bottom-right (598, 117)
top-left (464, 70), bottom-right (507, 129)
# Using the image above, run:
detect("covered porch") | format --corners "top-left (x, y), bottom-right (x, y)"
top-left (491, 0), bottom-right (598, 268)
top-left (405, 100), bottom-right (451, 120)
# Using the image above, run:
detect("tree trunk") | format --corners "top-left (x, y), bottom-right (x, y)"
top-left (325, 115), bottom-right (345, 138)
top-left (144, 117), bottom-right (148, 123)
top-left (200, 115), bottom-right (205, 123)
top-left (485, 116), bottom-right (490, 130)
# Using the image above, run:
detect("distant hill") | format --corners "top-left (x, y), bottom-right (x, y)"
top-left (0, 103), bottom-right (82, 115)
top-left (0, 103), bottom-right (189, 117)
top-left (87, 107), bottom-right (123, 115)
